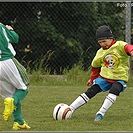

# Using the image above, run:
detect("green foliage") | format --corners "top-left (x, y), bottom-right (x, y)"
top-left (0, 2), bottom-right (128, 73)
top-left (63, 64), bottom-right (91, 85)
top-left (30, 63), bottom-right (91, 86)
top-left (127, 70), bottom-right (133, 87)
top-left (29, 50), bottom-right (54, 83)
top-left (29, 63), bottom-right (133, 87)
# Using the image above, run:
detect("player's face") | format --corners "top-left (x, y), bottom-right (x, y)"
top-left (98, 39), bottom-right (112, 49)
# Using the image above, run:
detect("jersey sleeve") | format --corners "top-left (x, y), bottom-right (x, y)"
top-left (124, 44), bottom-right (133, 55)
top-left (89, 67), bottom-right (100, 84)
top-left (6, 30), bottom-right (19, 43)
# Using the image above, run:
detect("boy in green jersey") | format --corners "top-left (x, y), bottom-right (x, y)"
top-left (68, 25), bottom-right (133, 122)
top-left (0, 22), bottom-right (31, 130)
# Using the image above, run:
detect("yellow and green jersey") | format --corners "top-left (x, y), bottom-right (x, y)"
top-left (91, 41), bottom-right (130, 82)
top-left (0, 23), bottom-right (19, 61)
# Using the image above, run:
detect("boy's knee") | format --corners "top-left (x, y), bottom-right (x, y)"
top-left (109, 82), bottom-right (123, 96)
top-left (85, 84), bottom-right (102, 99)
top-left (25, 89), bottom-right (29, 95)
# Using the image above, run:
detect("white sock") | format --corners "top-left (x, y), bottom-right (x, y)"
top-left (96, 93), bottom-right (117, 116)
top-left (69, 93), bottom-right (90, 113)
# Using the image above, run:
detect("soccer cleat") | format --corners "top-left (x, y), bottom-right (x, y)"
top-left (3, 97), bottom-right (15, 121)
top-left (94, 114), bottom-right (104, 122)
top-left (13, 121), bottom-right (31, 130)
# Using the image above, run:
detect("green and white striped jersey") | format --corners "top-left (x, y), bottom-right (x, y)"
top-left (0, 23), bottom-right (19, 61)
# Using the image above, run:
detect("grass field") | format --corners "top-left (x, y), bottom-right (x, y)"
top-left (0, 69), bottom-right (132, 131)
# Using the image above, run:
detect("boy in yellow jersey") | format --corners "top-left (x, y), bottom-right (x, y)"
top-left (0, 22), bottom-right (31, 130)
top-left (69, 25), bottom-right (133, 122)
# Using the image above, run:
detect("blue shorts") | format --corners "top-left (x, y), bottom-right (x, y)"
top-left (93, 78), bottom-right (126, 92)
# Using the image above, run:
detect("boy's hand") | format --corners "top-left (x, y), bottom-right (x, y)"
top-left (6, 25), bottom-right (14, 30)
top-left (131, 51), bottom-right (133, 57)
top-left (87, 79), bottom-right (93, 86)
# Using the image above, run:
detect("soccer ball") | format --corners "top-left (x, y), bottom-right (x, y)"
top-left (53, 103), bottom-right (72, 120)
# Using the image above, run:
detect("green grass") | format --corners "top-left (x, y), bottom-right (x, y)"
top-left (0, 67), bottom-right (132, 131)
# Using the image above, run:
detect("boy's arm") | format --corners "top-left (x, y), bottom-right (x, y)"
top-left (5, 25), bottom-right (19, 43)
top-left (131, 51), bottom-right (133, 56)
top-left (124, 44), bottom-right (133, 56)
top-left (87, 67), bottom-right (101, 86)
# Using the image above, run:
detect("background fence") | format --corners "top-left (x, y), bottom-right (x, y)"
top-left (0, 2), bottom-right (132, 74)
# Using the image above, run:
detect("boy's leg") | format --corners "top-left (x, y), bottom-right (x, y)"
top-left (3, 89), bottom-right (28, 121)
top-left (12, 89), bottom-right (30, 130)
top-left (70, 85), bottom-right (102, 113)
top-left (2, 58), bottom-right (30, 129)
top-left (94, 93), bottom-right (117, 122)
top-left (13, 89), bottom-right (29, 123)
top-left (13, 89), bottom-right (28, 105)
top-left (13, 102), bottom-right (23, 124)
top-left (94, 82), bottom-right (124, 122)
top-left (12, 101), bottom-right (30, 130)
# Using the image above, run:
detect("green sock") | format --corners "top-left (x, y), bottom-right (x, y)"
top-left (12, 89), bottom-right (28, 124)
top-left (13, 102), bottom-right (24, 125)
top-left (13, 89), bottom-right (28, 105)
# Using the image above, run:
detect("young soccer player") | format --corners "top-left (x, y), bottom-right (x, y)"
top-left (0, 22), bottom-right (31, 130)
top-left (69, 25), bottom-right (133, 122)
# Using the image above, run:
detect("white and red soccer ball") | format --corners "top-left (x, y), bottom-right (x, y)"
top-left (53, 103), bottom-right (72, 120)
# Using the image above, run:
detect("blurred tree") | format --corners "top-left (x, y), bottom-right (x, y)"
top-left (0, 2), bottom-right (126, 73)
